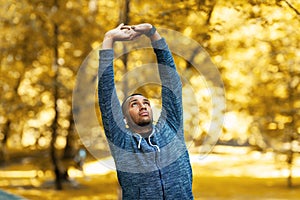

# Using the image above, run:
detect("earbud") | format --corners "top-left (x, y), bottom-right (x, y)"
top-left (124, 118), bottom-right (129, 129)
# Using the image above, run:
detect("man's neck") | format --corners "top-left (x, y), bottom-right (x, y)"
top-left (130, 124), bottom-right (153, 137)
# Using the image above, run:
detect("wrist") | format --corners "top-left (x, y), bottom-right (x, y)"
top-left (149, 32), bottom-right (161, 42)
top-left (145, 25), bottom-right (156, 37)
top-left (104, 32), bottom-right (115, 41)
top-left (102, 36), bottom-right (114, 49)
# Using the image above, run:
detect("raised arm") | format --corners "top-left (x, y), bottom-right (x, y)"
top-left (152, 38), bottom-right (183, 132)
top-left (131, 23), bottom-right (183, 131)
top-left (98, 24), bottom-right (137, 143)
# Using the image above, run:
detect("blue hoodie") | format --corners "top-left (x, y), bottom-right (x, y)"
top-left (98, 38), bottom-right (193, 200)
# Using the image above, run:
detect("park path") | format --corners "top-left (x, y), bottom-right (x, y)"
top-left (0, 189), bottom-right (26, 200)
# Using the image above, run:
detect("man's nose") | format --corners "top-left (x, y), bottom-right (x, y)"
top-left (140, 103), bottom-right (146, 109)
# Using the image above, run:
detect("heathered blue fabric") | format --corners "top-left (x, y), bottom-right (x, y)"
top-left (98, 38), bottom-right (194, 200)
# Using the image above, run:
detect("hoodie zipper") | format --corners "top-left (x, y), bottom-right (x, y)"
top-left (136, 130), bottom-right (165, 198)
top-left (149, 130), bottom-right (165, 199)
top-left (156, 154), bottom-right (165, 199)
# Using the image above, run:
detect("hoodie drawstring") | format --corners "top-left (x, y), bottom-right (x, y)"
top-left (148, 130), bottom-right (160, 152)
top-left (138, 135), bottom-right (142, 149)
top-left (136, 128), bottom-right (160, 152)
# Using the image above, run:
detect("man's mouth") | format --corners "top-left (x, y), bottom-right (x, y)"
top-left (140, 111), bottom-right (149, 116)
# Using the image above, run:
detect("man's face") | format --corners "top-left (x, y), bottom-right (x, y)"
top-left (124, 95), bottom-right (153, 127)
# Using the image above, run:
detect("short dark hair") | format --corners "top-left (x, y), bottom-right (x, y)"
top-left (121, 93), bottom-right (144, 115)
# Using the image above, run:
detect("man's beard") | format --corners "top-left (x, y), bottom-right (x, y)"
top-left (137, 119), bottom-right (152, 126)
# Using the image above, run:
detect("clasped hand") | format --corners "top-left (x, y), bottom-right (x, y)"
top-left (104, 23), bottom-right (153, 42)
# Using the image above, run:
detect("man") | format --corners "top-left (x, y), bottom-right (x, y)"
top-left (98, 23), bottom-right (193, 199)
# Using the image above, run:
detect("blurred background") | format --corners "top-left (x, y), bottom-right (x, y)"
top-left (0, 0), bottom-right (300, 199)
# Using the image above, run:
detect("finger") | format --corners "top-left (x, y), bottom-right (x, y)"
top-left (122, 28), bottom-right (132, 34)
top-left (131, 25), bottom-right (143, 33)
top-left (132, 32), bottom-right (142, 39)
top-left (121, 25), bottom-right (131, 30)
top-left (117, 23), bottom-right (124, 29)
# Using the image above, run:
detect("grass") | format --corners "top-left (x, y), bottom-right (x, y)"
top-left (193, 176), bottom-right (300, 200)
top-left (2, 173), bottom-right (120, 200)
top-left (2, 171), bottom-right (300, 200)
top-left (2, 148), bottom-right (300, 199)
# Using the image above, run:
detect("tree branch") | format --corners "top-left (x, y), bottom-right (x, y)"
top-left (283, 0), bottom-right (300, 16)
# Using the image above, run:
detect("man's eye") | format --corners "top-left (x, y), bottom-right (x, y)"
top-left (144, 102), bottom-right (150, 106)
top-left (131, 103), bottom-right (137, 107)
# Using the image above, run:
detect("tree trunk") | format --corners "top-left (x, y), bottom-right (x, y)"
top-left (286, 141), bottom-right (294, 188)
top-left (50, 1), bottom-right (65, 188)
top-left (287, 149), bottom-right (293, 188)
top-left (63, 115), bottom-right (77, 159)
top-left (119, 0), bottom-right (131, 98)
top-left (118, 1), bottom-right (131, 198)
top-left (0, 120), bottom-right (10, 164)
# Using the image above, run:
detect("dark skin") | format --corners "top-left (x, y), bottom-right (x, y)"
top-left (102, 23), bottom-right (161, 49)
top-left (102, 23), bottom-right (161, 136)
top-left (123, 95), bottom-right (153, 136)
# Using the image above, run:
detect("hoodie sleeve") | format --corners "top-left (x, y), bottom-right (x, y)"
top-left (152, 38), bottom-right (183, 132)
top-left (98, 49), bottom-right (126, 145)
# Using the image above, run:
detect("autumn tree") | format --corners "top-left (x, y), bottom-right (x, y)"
top-left (205, 0), bottom-right (300, 186)
top-left (1, 0), bottom-right (300, 190)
